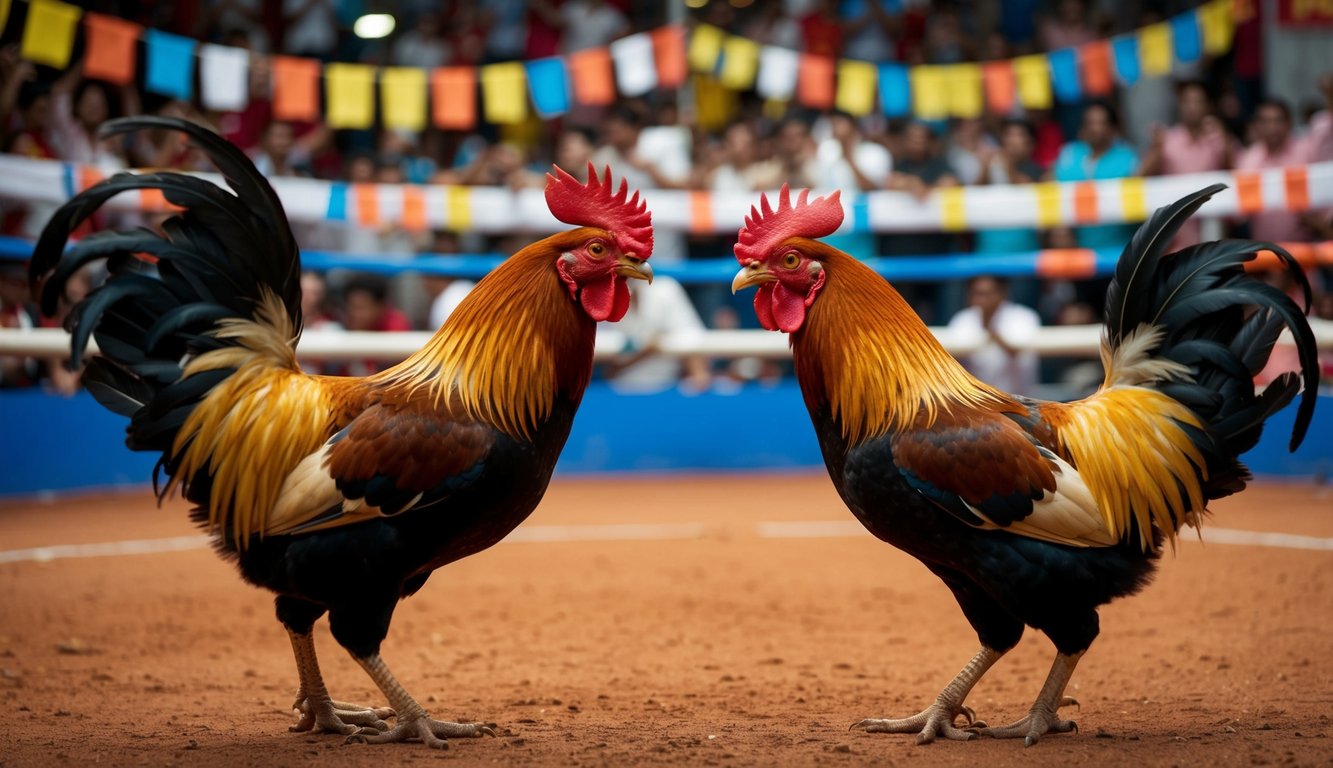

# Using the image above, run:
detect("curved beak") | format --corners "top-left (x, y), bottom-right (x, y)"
top-left (731, 263), bottom-right (773, 294)
top-left (616, 254), bottom-right (653, 284)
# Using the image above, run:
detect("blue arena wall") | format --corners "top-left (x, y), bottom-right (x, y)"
top-left (1, 386), bottom-right (1329, 498)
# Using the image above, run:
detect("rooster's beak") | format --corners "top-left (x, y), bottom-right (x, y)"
top-left (731, 263), bottom-right (772, 294)
top-left (616, 254), bottom-right (653, 284)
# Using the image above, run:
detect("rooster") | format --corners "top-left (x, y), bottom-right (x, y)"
top-left (30, 117), bottom-right (654, 749)
top-left (730, 185), bottom-right (1317, 745)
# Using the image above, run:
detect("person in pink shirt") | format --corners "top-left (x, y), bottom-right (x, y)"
top-left (1140, 81), bottom-right (1238, 247)
top-left (1235, 83), bottom-right (1333, 243)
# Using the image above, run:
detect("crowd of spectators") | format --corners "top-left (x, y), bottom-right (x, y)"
top-left (1, 0), bottom-right (1331, 396)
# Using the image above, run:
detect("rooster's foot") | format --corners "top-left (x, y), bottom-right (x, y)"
top-left (975, 697), bottom-right (1079, 746)
top-left (291, 696), bottom-right (395, 735)
top-left (345, 715), bottom-right (496, 749)
top-left (851, 702), bottom-right (985, 744)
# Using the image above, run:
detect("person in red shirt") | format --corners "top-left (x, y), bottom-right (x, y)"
top-left (340, 273), bottom-right (411, 377)
top-left (801, 0), bottom-right (844, 59)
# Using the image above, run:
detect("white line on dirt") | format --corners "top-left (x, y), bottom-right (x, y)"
top-left (1, 521), bottom-right (1329, 565)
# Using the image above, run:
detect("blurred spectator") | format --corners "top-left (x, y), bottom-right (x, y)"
top-left (340, 274), bottom-right (411, 376)
top-left (945, 275), bottom-right (1040, 396)
top-left (976, 119), bottom-right (1043, 254)
top-left (1139, 81), bottom-right (1236, 248)
top-left (422, 232), bottom-right (475, 329)
top-left (1050, 101), bottom-right (1138, 250)
top-left (250, 121), bottom-right (312, 178)
top-left (1039, 0), bottom-right (1096, 51)
top-left (947, 118), bottom-right (998, 186)
top-left (555, 128), bottom-right (597, 178)
top-left (559, 0), bottom-right (628, 54)
top-left (0, 262), bottom-right (39, 388)
top-left (841, 0), bottom-right (898, 62)
top-left (482, 0), bottom-right (529, 62)
top-left (600, 276), bottom-right (711, 394)
top-left (800, 0), bottom-right (845, 59)
top-left (526, 1), bottom-right (565, 59)
top-left (772, 118), bottom-right (818, 189)
top-left (814, 112), bottom-right (893, 193)
top-left (1235, 93), bottom-right (1333, 243)
top-left (391, 13), bottom-right (450, 69)
top-left (885, 121), bottom-right (957, 200)
top-left (282, 0), bottom-right (338, 60)
top-left (743, 2), bottom-right (801, 49)
top-left (201, 0), bottom-right (269, 52)
top-left (703, 121), bottom-right (783, 192)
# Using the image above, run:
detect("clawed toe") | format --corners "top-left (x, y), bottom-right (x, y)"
top-left (346, 716), bottom-right (494, 748)
top-left (852, 702), bottom-right (982, 743)
top-left (292, 696), bottom-right (393, 735)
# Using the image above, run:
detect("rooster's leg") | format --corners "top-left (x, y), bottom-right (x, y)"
top-left (977, 651), bottom-right (1082, 746)
top-left (851, 645), bottom-right (1003, 744)
top-left (344, 653), bottom-right (496, 749)
top-left (288, 631), bottom-right (395, 734)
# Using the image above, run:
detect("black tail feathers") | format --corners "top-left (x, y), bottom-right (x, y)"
top-left (29, 117), bottom-right (302, 457)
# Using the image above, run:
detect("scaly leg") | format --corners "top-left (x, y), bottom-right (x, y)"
top-left (977, 651), bottom-right (1082, 746)
top-left (851, 646), bottom-right (1004, 744)
top-left (287, 631), bottom-right (395, 735)
top-left (345, 653), bottom-right (495, 749)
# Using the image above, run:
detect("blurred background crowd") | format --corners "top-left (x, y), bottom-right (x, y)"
top-left (1, 0), bottom-right (1332, 398)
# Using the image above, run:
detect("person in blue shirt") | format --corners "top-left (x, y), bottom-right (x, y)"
top-left (1050, 101), bottom-right (1139, 250)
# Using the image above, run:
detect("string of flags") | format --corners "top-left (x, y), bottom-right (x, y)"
top-left (0, 155), bottom-right (1326, 238)
top-left (7, 0), bottom-right (1239, 130)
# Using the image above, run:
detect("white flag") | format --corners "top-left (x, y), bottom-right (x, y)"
top-left (199, 44), bottom-right (250, 112)
top-left (756, 45), bottom-right (799, 101)
top-left (609, 33), bottom-right (657, 97)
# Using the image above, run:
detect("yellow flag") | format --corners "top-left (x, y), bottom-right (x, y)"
top-left (21, 0), bottom-right (82, 68)
top-left (325, 64), bottom-right (375, 130)
top-left (938, 188), bottom-right (966, 231)
top-left (1035, 182), bottom-right (1062, 228)
top-left (693, 74), bottom-right (737, 134)
top-left (0, 0), bottom-right (12, 39)
top-left (1013, 55), bottom-right (1052, 110)
top-left (1138, 22), bottom-right (1172, 77)
top-left (481, 62), bottom-right (528, 125)
top-left (835, 59), bottom-right (876, 117)
top-left (1120, 177), bottom-right (1148, 222)
top-left (718, 36), bottom-right (759, 90)
top-left (946, 64), bottom-right (982, 119)
top-left (1201, 0), bottom-right (1234, 55)
top-left (381, 67), bottom-right (427, 132)
top-left (688, 24), bottom-right (724, 74)
top-left (910, 66), bottom-right (949, 120)
top-left (445, 186), bottom-right (471, 231)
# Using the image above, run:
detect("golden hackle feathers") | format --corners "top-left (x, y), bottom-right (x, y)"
top-left (794, 244), bottom-right (1014, 444)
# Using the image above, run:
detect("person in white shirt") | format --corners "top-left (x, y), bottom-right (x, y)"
top-left (945, 275), bottom-right (1041, 396)
top-left (599, 276), bottom-right (711, 394)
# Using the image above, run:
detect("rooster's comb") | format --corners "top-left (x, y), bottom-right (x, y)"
top-left (734, 185), bottom-right (843, 264)
top-left (545, 163), bottom-right (653, 260)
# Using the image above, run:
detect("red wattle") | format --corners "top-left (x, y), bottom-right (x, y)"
top-left (771, 282), bottom-right (808, 333)
top-left (580, 274), bottom-right (631, 322)
top-left (754, 284), bottom-right (777, 331)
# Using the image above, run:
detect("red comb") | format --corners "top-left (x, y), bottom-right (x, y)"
top-left (545, 163), bottom-right (653, 259)
top-left (734, 185), bottom-right (843, 264)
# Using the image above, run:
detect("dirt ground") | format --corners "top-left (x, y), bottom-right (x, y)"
top-left (0, 475), bottom-right (1331, 768)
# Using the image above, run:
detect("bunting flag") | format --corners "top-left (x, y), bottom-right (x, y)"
top-left (480, 62), bottom-right (528, 124)
top-left (878, 62), bottom-right (911, 117)
top-left (651, 25), bottom-right (687, 89)
top-left (757, 45), bottom-right (799, 101)
top-left (719, 36), bottom-right (760, 90)
top-left (946, 64), bottom-right (982, 118)
top-left (836, 59), bottom-right (876, 116)
top-left (1171, 10), bottom-right (1202, 63)
top-left (525, 57), bottom-right (570, 117)
top-left (199, 44), bottom-right (249, 111)
top-left (688, 23), bottom-right (724, 74)
top-left (144, 30), bottom-right (197, 101)
top-left (568, 48), bottom-right (616, 106)
top-left (325, 64), bottom-right (375, 130)
top-left (910, 66), bottom-right (948, 120)
top-left (796, 55), bottom-right (835, 110)
top-left (1013, 54), bottom-right (1052, 110)
top-left (1111, 36), bottom-right (1141, 85)
top-left (610, 33), bottom-right (657, 97)
top-left (981, 61), bottom-right (1015, 114)
top-left (1201, 0), bottom-right (1234, 55)
top-left (84, 13), bottom-right (141, 85)
top-left (1048, 48), bottom-right (1081, 103)
top-left (1138, 22), bottom-right (1173, 77)
top-left (0, 0), bottom-right (10, 37)
top-left (21, 0), bottom-right (82, 69)
top-left (272, 56), bottom-right (321, 122)
top-left (1079, 40), bottom-right (1113, 96)
top-left (381, 67), bottom-right (427, 131)
top-left (432, 67), bottom-right (476, 130)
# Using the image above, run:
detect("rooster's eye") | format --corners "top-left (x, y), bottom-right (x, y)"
top-left (588, 242), bottom-right (606, 258)
top-left (782, 252), bottom-right (801, 270)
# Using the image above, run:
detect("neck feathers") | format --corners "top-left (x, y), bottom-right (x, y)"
top-left (793, 246), bottom-right (1011, 444)
top-left (374, 236), bottom-right (595, 439)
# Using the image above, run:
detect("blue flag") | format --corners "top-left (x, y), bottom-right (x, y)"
top-left (878, 62), bottom-right (910, 117)
top-left (1111, 36), bottom-right (1140, 86)
top-left (144, 29), bottom-right (196, 101)
top-left (1171, 10), bottom-right (1202, 63)
top-left (525, 57), bottom-right (570, 118)
top-left (1049, 48), bottom-right (1081, 103)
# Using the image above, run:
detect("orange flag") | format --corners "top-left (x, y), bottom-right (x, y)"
top-left (83, 13), bottom-right (141, 85)
top-left (568, 47), bottom-right (616, 106)
top-left (652, 25), bottom-right (687, 89)
top-left (1079, 40), bottom-right (1113, 96)
top-left (797, 54), bottom-right (835, 110)
top-left (271, 56), bottom-right (321, 122)
top-left (432, 67), bottom-right (477, 130)
top-left (982, 60), bottom-right (1015, 114)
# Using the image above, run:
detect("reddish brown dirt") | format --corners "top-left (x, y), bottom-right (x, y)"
top-left (1, 476), bottom-right (1331, 767)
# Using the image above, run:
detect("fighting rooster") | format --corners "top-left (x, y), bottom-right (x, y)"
top-left (730, 185), bottom-right (1317, 745)
top-left (30, 117), bottom-right (654, 749)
